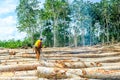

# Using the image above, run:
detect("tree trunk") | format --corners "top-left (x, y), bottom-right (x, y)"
top-left (81, 28), bottom-right (85, 46)
top-left (53, 16), bottom-right (58, 47)
top-left (74, 30), bottom-right (77, 47)
top-left (106, 18), bottom-right (109, 44)
top-left (37, 67), bottom-right (120, 79)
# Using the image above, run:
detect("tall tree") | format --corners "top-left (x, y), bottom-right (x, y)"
top-left (16, 0), bottom-right (40, 45)
top-left (43, 0), bottom-right (70, 47)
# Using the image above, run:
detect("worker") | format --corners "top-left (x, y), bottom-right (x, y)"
top-left (34, 38), bottom-right (42, 61)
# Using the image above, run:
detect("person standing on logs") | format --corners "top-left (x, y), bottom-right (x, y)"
top-left (34, 38), bottom-right (42, 61)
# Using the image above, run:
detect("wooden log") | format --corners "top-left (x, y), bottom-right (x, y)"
top-left (1, 60), bottom-right (39, 65)
top-left (44, 56), bottom-right (120, 63)
top-left (40, 61), bottom-right (120, 68)
top-left (61, 78), bottom-right (102, 80)
top-left (0, 77), bottom-right (38, 80)
top-left (37, 69), bottom-right (80, 79)
top-left (0, 63), bottom-right (41, 72)
top-left (77, 56), bottom-right (120, 63)
top-left (9, 50), bottom-right (16, 55)
top-left (0, 70), bottom-right (37, 77)
top-left (37, 67), bottom-right (120, 79)
top-left (43, 52), bottom-right (120, 58)
top-left (39, 78), bottom-right (102, 80)
top-left (0, 50), bottom-right (9, 54)
top-left (15, 53), bottom-right (36, 58)
top-left (1, 58), bottom-right (36, 63)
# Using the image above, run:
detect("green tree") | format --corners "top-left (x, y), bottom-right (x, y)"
top-left (16, 0), bottom-right (40, 45)
top-left (42, 0), bottom-right (70, 47)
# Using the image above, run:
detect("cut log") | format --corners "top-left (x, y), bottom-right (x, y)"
top-left (15, 53), bottom-right (36, 58)
top-left (1, 61), bottom-right (39, 65)
top-left (77, 56), bottom-right (120, 63)
top-left (39, 78), bottom-right (102, 80)
top-left (40, 56), bottom-right (120, 63)
top-left (37, 67), bottom-right (120, 79)
top-left (37, 68), bottom-right (80, 79)
top-left (1, 59), bottom-right (36, 63)
top-left (44, 56), bottom-right (120, 63)
top-left (0, 77), bottom-right (38, 80)
top-left (43, 52), bottom-right (120, 58)
top-left (40, 61), bottom-right (120, 68)
top-left (0, 70), bottom-right (37, 77)
top-left (0, 63), bottom-right (41, 72)
top-left (61, 78), bottom-right (102, 80)
top-left (0, 50), bottom-right (9, 54)
top-left (9, 50), bottom-right (16, 55)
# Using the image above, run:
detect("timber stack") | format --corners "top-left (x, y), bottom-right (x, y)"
top-left (0, 45), bottom-right (120, 80)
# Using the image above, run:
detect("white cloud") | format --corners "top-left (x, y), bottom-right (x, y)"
top-left (0, 16), bottom-right (16, 27)
top-left (0, 0), bottom-right (26, 41)
top-left (0, 0), bottom-right (18, 15)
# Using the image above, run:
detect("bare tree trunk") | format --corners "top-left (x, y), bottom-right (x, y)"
top-left (106, 19), bottom-right (109, 44)
top-left (53, 26), bottom-right (57, 47)
top-left (81, 28), bottom-right (85, 46)
top-left (74, 30), bottom-right (77, 47)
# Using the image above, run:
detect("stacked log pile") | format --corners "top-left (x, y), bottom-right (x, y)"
top-left (0, 45), bottom-right (120, 80)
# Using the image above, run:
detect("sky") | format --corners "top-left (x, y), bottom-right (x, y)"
top-left (0, 0), bottom-right (101, 41)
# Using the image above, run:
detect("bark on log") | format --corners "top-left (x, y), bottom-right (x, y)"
top-left (40, 61), bottom-right (120, 68)
top-left (0, 63), bottom-right (41, 72)
top-left (37, 67), bottom-right (120, 79)
top-left (0, 77), bottom-right (38, 80)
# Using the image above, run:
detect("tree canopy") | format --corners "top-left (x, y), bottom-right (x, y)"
top-left (16, 0), bottom-right (120, 47)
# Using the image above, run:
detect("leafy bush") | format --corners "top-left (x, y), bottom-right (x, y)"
top-left (0, 38), bottom-right (31, 48)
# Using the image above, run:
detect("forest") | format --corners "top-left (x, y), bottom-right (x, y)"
top-left (0, 0), bottom-right (119, 48)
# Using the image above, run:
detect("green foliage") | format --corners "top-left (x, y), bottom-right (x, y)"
top-left (15, 0), bottom-right (120, 47)
top-left (16, 0), bottom-right (40, 45)
top-left (0, 39), bottom-right (22, 48)
top-left (0, 38), bottom-right (31, 49)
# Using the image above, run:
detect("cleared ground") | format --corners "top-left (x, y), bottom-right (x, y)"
top-left (0, 44), bottom-right (120, 80)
